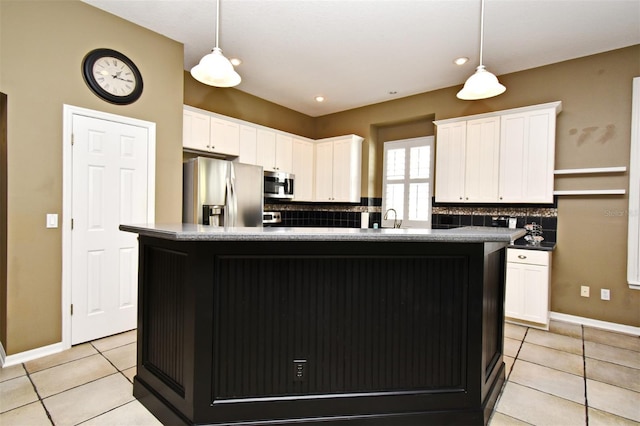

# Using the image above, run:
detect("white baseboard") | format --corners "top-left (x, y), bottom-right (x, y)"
top-left (550, 312), bottom-right (640, 336)
top-left (0, 342), bottom-right (65, 368)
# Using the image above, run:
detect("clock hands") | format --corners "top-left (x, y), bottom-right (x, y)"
top-left (111, 71), bottom-right (134, 83)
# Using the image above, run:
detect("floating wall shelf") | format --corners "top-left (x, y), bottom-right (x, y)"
top-left (553, 189), bottom-right (626, 196)
top-left (553, 166), bottom-right (627, 195)
top-left (553, 166), bottom-right (627, 175)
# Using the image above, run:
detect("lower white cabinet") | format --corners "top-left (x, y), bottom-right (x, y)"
top-left (505, 248), bottom-right (552, 329)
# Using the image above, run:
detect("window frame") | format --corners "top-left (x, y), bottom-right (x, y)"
top-left (381, 136), bottom-right (435, 229)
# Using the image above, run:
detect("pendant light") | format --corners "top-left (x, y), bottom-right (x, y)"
top-left (457, 0), bottom-right (505, 100)
top-left (191, 0), bottom-right (241, 88)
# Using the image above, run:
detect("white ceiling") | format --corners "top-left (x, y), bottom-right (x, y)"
top-left (82, 0), bottom-right (640, 117)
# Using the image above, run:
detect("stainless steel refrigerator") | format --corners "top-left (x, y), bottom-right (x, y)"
top-left (183, 157), bottom-right (264, 227)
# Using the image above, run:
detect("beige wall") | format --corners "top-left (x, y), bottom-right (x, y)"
top-left (184, 75), bottom-right (316, 139)
top-left (0, 0), bottom-right (184, 354)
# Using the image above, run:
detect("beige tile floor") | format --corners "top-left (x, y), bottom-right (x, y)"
top-left (1, 321), bottom-right (638, 425)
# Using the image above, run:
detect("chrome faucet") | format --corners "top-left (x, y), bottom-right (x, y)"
top-left (384, 208), bottom-right (402, 228)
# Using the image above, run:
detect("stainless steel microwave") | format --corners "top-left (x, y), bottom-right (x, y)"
top-left (264, 171), bottom-right (294, 199)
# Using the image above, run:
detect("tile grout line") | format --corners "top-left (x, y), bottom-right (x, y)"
top-left (488, 326), bottom-right (530, 425)
top-left (507, 327), bottom-right (529, 381)
top-left (90, 341), bottom-right (136, 384)
top-left (22, 362), bottom-right (56, 426)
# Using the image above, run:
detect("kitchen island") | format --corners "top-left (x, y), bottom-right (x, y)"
top-left (120, 224), bottom-right (525, 425)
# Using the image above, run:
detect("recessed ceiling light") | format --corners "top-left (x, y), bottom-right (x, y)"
top-left (230, 58), bottom-right (242, 66)
top-left (315, 96), bottom-right (325, 102)
top-left (454, 57), bottom-right (469, 66)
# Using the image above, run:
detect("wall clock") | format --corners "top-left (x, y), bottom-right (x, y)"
top-left (82, 48), bottom-right (143, 105)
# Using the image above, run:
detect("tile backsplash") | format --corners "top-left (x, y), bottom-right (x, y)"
top-left (432, 206), bottom-right (558, 243)
top-left (265, 198), bottom-right (381, 228)
top-left (264, 198), bottom-right (558, 243)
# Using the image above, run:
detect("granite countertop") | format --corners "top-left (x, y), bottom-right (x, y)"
top-left (120, 223), bottom-right (526, 243)
top-left (509, 238), bottom-right (557, 251)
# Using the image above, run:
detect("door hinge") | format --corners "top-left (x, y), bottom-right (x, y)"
top-left (71, 218), bottom-right (74, 230)
top-left (71, 133), bottom-right (74, 146)
top-left (70, 304), bottom-right (74, 316)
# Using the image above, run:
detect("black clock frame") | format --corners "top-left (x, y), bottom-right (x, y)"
top-left (82, 48), bottom-right (143, 105)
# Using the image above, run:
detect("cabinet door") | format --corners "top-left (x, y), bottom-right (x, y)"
top-left (183, 109), bottom-right (210, 151)
top-left (465, 117), bottom-right (500, 202)
top-left (239, 125), bottom-right (257, 165)
top-left (275, 134), bottom-right (293, 173)
top-left (332, 138), bottom-right (360, 202)
top-left (210, 117), bottom-right (240, 156)
top-left (292, 138), bottom-right (314, 201)
top-left (314, 141), bottom-right (334, 201)
top-left (435, 122), bottom-right (466, 202)
top-left (256, 129), bottom-right (277, 172)
top-left (505, 261), bottom-right (550, 326)
top-left (500, 109), bottom-right (555, 203)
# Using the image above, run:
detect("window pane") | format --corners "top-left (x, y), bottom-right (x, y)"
top-left (408, 183), bottom-right (429, 221)
top-left (386, 149), bottom-right (405, 180)
top-left (385, 183), bottom-right (404, 219)
top-left (410, 146), bottom-right (430, 179)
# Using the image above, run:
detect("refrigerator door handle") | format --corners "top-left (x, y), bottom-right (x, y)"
top-left (227, 167), bottom-right (238, 227)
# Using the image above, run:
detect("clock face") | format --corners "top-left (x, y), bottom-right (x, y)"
top-left (82, 49), bottom-right (143, 105)
top-left (92, 56), bottom-right (137, 97)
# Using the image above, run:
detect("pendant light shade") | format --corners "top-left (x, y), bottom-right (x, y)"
top-left (191, 0), bottom-right (241, 88)
top-left (457, 0), bottom-right (505, 100)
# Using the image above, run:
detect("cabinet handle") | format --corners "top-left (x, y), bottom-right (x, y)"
top-left (465, 197), bottom-right (469, 200)
top-left (459, 197), bottom-right (463, 200)
top-left (517, 255), bottom-right (527, 259)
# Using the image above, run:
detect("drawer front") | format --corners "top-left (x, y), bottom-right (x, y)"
top-left (507, 248), bottom-right (550, 266)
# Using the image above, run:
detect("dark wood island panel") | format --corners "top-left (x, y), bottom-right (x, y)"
top-left (128, 231), bottom-right (511, 425)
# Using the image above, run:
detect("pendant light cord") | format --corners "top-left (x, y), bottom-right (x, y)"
top-left (479, 0), bottom-right (485, 66)
top-left (215, 0), bottom-right (220, 49)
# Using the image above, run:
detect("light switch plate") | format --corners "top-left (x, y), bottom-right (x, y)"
top-left (46, 213), bottom-right (58, 228)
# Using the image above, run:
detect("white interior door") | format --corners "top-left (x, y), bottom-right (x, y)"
top-left (71, 114), bottom-right (150, 345)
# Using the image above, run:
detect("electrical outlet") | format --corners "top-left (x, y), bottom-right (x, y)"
top-left (580, 286), bottom-right (590, 297)
top-left (293, 359), bottom-right (306, 382)
top-left (601, 289), bottom-right (611, 301)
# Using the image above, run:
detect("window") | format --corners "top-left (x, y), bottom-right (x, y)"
top-left (382, 136), bottom-right (434, 228)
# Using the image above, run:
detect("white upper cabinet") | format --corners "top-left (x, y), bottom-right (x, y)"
top-left (434, 122), bottom-right (466, 202)
top-left (183, 106), bottom-right (239, 156)
top-left (183, 106), bottom-right (364, 204)
top-left (238, 125), bottom-right (257, 165)
top-left (291, 137), bottom-right (314, 201)
top-left (275, 134), bottom-right (293, 173)
top-left (256, 130), bottom-right (293, 173)
top-left (435, 101), bottom-right (561, 204)
top-left (210, 117), bottom-right (240, 156)
top-left (434, 117), bottom-right (500, 202)
top-left (315, 135), bottom-right (363, 202)
top-left (256, 129), bottom-right (276, 171)
top-left (499, 107), bottom-right (557, 203)
top-left (183, 108), bottom-right (210, 152)
top-left (464, 117), bottom-right (500, 202)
